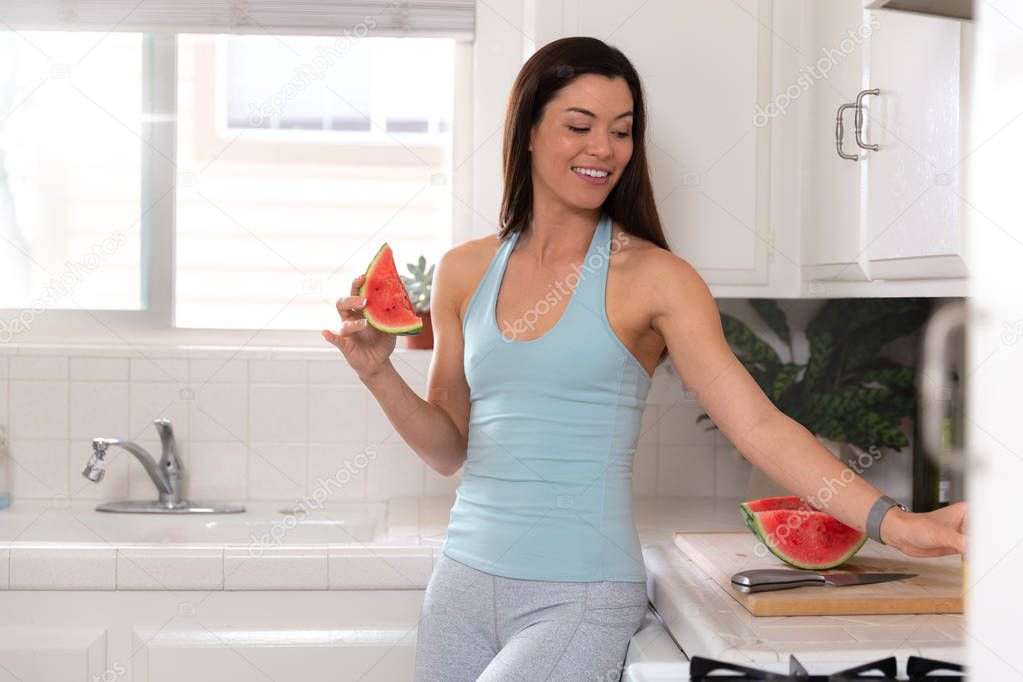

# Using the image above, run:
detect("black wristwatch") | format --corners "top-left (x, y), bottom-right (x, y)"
top-left (866, 494), bottom-right (909, 544)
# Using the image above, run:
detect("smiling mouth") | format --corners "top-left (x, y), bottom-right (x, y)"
top-left (571, 166), bottom-right (611, 179)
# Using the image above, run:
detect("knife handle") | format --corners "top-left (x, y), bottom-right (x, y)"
top-left (731, 569), bottom-right (826, 593)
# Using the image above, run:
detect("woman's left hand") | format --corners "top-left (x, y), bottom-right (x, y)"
top-left (881, 501), bottom-right (967, 558)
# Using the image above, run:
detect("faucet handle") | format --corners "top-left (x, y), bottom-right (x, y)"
top-left (153, 418), bottom-right (174, 440)
top-left (152, 418), bottom-right (181, 473)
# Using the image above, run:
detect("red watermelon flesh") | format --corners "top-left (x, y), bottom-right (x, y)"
top-left (740, 496), bottom-right (867, 570)
top-left (741, 495), bottom-right (811, 513)
top-left (359, 243), bottom-right (423, 335)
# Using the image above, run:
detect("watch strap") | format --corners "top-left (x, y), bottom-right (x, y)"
top-left (866, 494), bottom-right (908, 544)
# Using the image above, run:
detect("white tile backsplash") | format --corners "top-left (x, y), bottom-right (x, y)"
top-left (0, 346), bottom-right (914, 506)
top-left (70, 357), bottom-right (130, 381)
top-left (307, 443), bottom-right (368, 501)
top-left (248, 442), bottom-right (306, 500)
top-left (69, 381), bottom-right (129, 440)
top-left (130, 357), bottom-right (188, 383)
top-left (659, 444), bottom-right (716, 497)
top-left (9, 381), bottom-right (68, 440)
top-left (189, 357), bottom-right (248, 384)
top-left (10, 355), bottom-right (68, 381)
top-left (249, 384), bottom-right (306, 443)
top-left (188, 441), bottom-right (248, 500)
top-left (308, 385), bottom-right (367, 444)
top-left (366, 442), bottom-right (424, 500)
top-left (9, 439), bottom-right (69, 498)
top-left (189, 382), bottom-right (248, 442)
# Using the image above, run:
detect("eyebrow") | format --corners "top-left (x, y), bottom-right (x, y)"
top-left (563, 107), bottom-right (633, 120)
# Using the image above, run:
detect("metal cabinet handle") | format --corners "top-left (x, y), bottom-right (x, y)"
top-left (919, 301), bottom-right (966, 472)
top-left (835, 102), bottom-right (858, 161)
top-left (854, 88), bottom-right (880, 151)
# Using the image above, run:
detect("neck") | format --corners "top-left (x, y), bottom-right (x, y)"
top-left (519, 204), bottom-right (601, 265)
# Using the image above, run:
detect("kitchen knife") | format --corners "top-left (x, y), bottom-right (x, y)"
top-left (731, 568), bottom-right (918, 593)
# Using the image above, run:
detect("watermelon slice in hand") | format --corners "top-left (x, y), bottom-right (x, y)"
top-left (359, 243), bottom-right (423, 335)
top-left (740, 495), bottom-right (867, 570)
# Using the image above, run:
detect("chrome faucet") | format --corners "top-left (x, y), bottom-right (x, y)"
top-left (82, 418), bottom-right (244, 514)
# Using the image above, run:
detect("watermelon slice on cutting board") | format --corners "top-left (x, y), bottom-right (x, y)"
top-left (740, 495), bottom-right (867, 570)
top-left (359, 242), bottom-right (423, 335)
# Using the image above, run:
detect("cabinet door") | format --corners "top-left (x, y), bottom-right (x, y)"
top-left (863, 10), bottom-right (968, 279)
top-left (0, 627), bottom-right (108, 681)
top-left (540, 0), bottom-right (776, 289)
top-left (801, 0), bottom-right (871, 283)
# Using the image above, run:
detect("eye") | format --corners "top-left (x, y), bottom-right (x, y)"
top-left (568, 125), bottom-right (630, 139)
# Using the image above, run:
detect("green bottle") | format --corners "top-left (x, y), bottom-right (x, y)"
top-left (912, 396), bottom-right (953, 512)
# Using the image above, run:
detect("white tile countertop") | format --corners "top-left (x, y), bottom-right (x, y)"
top-left (0, 498), bottom-right (440, 591)
top-left (0, 494), bottom-right (967, 665)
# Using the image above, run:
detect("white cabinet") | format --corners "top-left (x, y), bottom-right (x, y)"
top-left (863, 9), bottom-right (967, 281)
top-left (800, 0), bottom-right (871, 283)
top-left (522, 0), bottom-right (969, 297)
top-left (525, 0), bottom-right (802, 297)
top-left (802, 1), bottom-right (970, 294)
top-left (0, 627), bottom-right (108, 681)
top-left (0, 590), bottom-right (423, 681)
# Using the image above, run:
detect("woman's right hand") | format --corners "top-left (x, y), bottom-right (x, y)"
top-left (322, 274), bottom-right (396, 382)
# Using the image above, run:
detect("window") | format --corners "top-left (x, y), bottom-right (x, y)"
top-left (175, 34), bottom-right (454, 330)
top-left (0, 28), bottom-right (458, 339)
top-left (0, 31), bottom-right (143, 311)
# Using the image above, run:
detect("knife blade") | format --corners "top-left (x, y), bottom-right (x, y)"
top-left (731, 568), bottom-right (918, 593)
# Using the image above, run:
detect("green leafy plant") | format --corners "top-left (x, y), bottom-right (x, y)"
top-left (698, 298), bottom-right (934, 453)
top-left (400, 255), bottom-right (434, 313)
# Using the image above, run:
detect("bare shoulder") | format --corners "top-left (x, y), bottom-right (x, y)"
top-left (609, 223), bottom-right (714, 327)
top-left (436, 234), bottom-right (503, 321)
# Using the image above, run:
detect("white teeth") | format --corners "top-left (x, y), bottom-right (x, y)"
top-left (572, 167), bottom-right (609, 178)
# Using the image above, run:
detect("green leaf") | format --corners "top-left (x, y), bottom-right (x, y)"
top-left (721, 314), bottom-right (781, 366)
top-left (855, 363), bottom-right (916, 390)
top-left (804, 332), bottom-right (833, 390)
top-left (750, 299), bottom-right (791, 345)
top-left (772, 363), bottom-right (803, 401)
top-left (842, 307), bottom-right (931, 371)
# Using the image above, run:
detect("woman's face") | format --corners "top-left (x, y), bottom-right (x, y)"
top-left (528, 74), bottom-right (635, 212)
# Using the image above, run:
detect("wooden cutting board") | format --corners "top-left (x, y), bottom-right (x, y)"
top-left (674, 531), bottom-right (964, 616)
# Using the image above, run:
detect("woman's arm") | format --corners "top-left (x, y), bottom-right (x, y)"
top-left (648, 251), bottom-right (966, 557)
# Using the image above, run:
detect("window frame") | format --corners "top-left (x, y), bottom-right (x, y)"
top-left (2, 32), bottom-right (470, 348)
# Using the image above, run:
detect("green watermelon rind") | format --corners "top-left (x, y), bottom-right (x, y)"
top-left (359, 242), bottom-right (424, 335)
top-left (740, 500), bottom-right (867, 570)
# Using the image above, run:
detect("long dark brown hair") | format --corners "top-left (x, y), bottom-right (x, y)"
top-left (499, 36), bottom-right (671, 368)
top-left (498, 36), bottom-right (669, 253)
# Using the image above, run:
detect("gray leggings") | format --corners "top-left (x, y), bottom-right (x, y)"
top-left (413, 552), bottom-right (649, 682)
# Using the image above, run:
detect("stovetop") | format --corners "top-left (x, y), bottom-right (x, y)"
top-left (625, 654), bottom-right (965, 681)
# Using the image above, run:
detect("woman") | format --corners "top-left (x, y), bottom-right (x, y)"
top-left (323, 36), bottom-right (967, 682)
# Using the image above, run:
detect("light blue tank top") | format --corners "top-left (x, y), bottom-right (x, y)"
top-left (442, 211), bottom-right (653, 583)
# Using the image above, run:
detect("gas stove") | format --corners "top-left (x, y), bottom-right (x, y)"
top-left (625, 654), bottom-right (965, 681)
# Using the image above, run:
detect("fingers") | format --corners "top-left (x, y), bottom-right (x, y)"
top-left (321, 318), bottom-right (369, 349)
top-left (337, 275), bottom-right (369, 321)
top-left (336, 294), bottom-right (368, 320)
top-left (321, 329), bottom-right (340, 347)
top-left (340, 318), bottom-right (369, 336)
top-left (351, 273), bottom-right (366, 295)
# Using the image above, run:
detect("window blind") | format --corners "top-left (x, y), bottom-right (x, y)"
top-left (0, 1), bottom-right (475, 40)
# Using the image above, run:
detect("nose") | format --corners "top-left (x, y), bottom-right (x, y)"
top-left (585, 131), bottom-right (613, 161)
